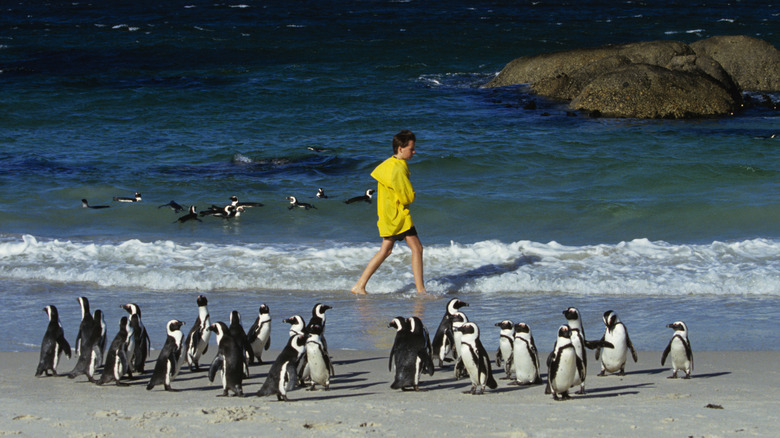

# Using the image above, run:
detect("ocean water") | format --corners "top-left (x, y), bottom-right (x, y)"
top-left (1, 0), bottom-right (778, 353)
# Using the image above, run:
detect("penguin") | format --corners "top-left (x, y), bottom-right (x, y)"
top-left (228, 310), bottom-right (254, 377)
top-left (661, 321), bottom-right (693, 379)
top-left (158, 200), bottom-right (184, 213)
top-left (121, 302), bottom-right (151, 374)
top-left (548, 325), bottom-right (585, 401)
top-left (147, 320), bottom-right (186, 392)
top-left (97, 317), bottom-right (130, 386)
top-left (451, 311), bottom-right (469, 380)
top-left (36, 305), bottom-right (71, 377)
top-left (298, 303), bottom-right (331, 386)
top-left (81, 199), bottom-right (110, 209)
top-left (287, 196), bottom-right (316, 210)
top-left (494, 320), bottom-right (514, 379)
top-left (316, 188), bottom-right (328, 199)
top-left (230, 195), bottom-right (264, 208)
top-left (175, 206), bottom-right (201, 223)
top-left (113, 192), bottom-right (142, 202)
top-left (304, 324), bottom-right (334, 390)
top-left (284, 315), bottom-right (306, 338)
top-left (344, 189), bottom-right (375, 204)
top-left (95, 309), bottom-right (107, 367)
top-left (388, 316), bottom-right (434, 391)
top-left (431, 298), bottom-right (469, 367)
top-left (306, 303), bottom-right (331, 334)
top-left (561, 307), bottom-right (589, 394)
top-left (510, 322), bottom-right (542, 385)
top-left (257, 334), bottom-right (307, 401)
top-left (73, 296), bottom-right (94, 358)
top-left (69, 309), bottom-right (105, 382)
top-left (185, 295), bottom-right (211, 371)
top-left (454, 322), bottom-right (497, 395)
top-left (247, 304), bottom-right (272, 364)
top-left (595, 310), bottom-right (638, 376)
top-left (207, 322), bottom-right (245, 397)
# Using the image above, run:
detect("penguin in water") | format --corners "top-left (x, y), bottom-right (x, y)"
top-left (158, 200), bottom-right (184, 213)
top-left (257, 334), bottom-right (307, 401)
top-left (304, 324), bottom-right (334, 390)
top-left (121, 303), bottom-right (151, 374)
top-left (68, 298), bottom-right (103, 381)
top-left (207, 322), bottom-right (245, 397)
top-left (97, 317), bottom-right (130, 386)
top-left (286, 196), bottom-right (316, 210)
top-left (431, 298), bottom-right (469, 367)
top-left (454, 322), bottom-right (497, 395)
top-left (495, 320), bottom-right (514, 379)
top-left (185, 295), bottom-right (212, 371)
top-left (81, 199), bottom-right (110, 209)
top-left (147, 320), bottom-right (186, 392)
top-left (548, 325), bottom-right (584, 401)
top-left (228, 310), bottom-right (254, 377)
top-left (230, 195), bottom-right (264, 208)
top-left (661, 321), bottom-right (693, 379)
top-left (510, 322), bottom-right (542, 386)
top-left (175, 206), bottom-right (201, 223)
top-left (344, 189), bottom-right (375, 204)
top-left (247, 304), bottom-right (272, 364)
top-left (316, 188), bottom-right (328, 199)
top-left (388, 316), bottom-right (434, 391)
top-left (595, 310), bottom-right (638, 376)
top-left (113, 192), bottom-right (142, 202)
top-left (284, 315), bottom-right (306, 338)
top-left (36, 305), bottom-right (71, 377)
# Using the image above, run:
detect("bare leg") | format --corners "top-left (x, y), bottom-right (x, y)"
top-left (404, 234), bottom-right (426, 295)
top-left (351, 238), bottom-right (395, 295)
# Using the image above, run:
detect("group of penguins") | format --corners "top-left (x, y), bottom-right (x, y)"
top-left (81, 189), bottom-right (377, 223)
top-left (35, 296), bottom-right (694, 401)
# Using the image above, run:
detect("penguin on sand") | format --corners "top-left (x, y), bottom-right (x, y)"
top-left (510, 322), bottom-right (542, 386)
top-left (431, 298), bottom-right (469, 367)
top-left (257, 334), bottom-right (307, 401)
top-left (97, 317), bottom-right (131, 386)
top-left (495, 320), bottom-right (514, 379)
top-left (68, 297), bottom-right (104, 382)
top-left (208, 322), bottom-right (245, 397)
top-left (388, 316), bottom-right (434, 391)
top-left (595, 310), bottom-right (638, 376)
top-left (451, 312), bottom-right (469, 380)
top-left (147, 320), bottom-right (186, 392)
top-left (548, 325), bottom-right (585, 401)
top-left (185, 295), bottom-right (211, 371)
top-left (228, 310), bottom-right (255, 377)
top-left (36, 305), bottom-right (71, 377)
top-left (304, 324), bottom-right (334, 391)
top-left (454, 322), bottom-right (497, 395)
top-left (661, 321), bottom-right (693, 379)
top-left (121, 303), bottom-right (151, 374)
top-left (247, 304), bottom-right (272, 364)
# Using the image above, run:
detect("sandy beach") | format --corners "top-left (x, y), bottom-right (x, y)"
top-left (1, 348), bottom-right (777, 437)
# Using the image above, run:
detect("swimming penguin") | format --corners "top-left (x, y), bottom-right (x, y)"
top-left (81, 199), bottom-right (110, 209)
top-left (158, 200), bottom-right (184, 213)
top-left (595, 310), bottom-right (638, 376)
top-left (147, 320), bottom-right (186, 392)
top-left (185, 295), bottom-right (211, 371)
top-left (661, 321), bottom-right (693, 379)
top-left (451, 311), bottom-right (469, 380)
top-left (284, 315), bottom-right (306, 338)
top-left (495, 320), bottom-right (515, 379)
top-left (257, 334), bottom-right (307, 401)
top-left (247, 304), bottom-right (272, 364)
top-left (304, 324), bottom-right (334, 390)
top-left (286, 196), bottom-right (316, 210)
top-left (510, 322), bottom-right (542, 385)
top-left (228, 310), bottom-right (255, 377)
top-left (36, 305), bottom-right (71, 377)
top-left (207, 321), bottom-right (245, 397)
top-left (431, 298), bottom-right (469, 367)
top-left (316, 188), bottom-right (328, 199)
top-left (121, 303), bottom-right (151, 374)
top-left (97, 317), bottom-right (130, 386)
top-left (454, 322), bottom-right (497, 395)
top-left (230, 195), bottom-right (264, 208)
top-left (175, 205), bottom-right (201, 223)
top-left (548, 325), bottom-right (584, 401)
top-left (113, 192), bottom-right (142, 202)
top-left (344, 189), bottom-right (375, 204)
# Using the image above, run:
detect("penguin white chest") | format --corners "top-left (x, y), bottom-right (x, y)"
top-left (512, 340), bottom-right (537, 383)
top-left (551, 348), bottom-right (577, 393)
top-left (670, 337), bottom-right (690, 370)
top-left (601, 327), bottom-right (628, 372)
top-left (459, 343), bottom-right (482, 386)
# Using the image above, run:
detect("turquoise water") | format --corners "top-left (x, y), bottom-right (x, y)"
top-left (1, 0), bottom-right (778, 352)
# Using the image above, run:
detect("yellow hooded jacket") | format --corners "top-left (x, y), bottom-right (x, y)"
top-left (370, 156), bottom-right (415, 237)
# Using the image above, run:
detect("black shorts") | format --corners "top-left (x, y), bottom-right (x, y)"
top-left (387, 226), bottom-right (418, 242)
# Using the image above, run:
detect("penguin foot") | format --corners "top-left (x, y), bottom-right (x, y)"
top-left (116, 381), bottom-right (130, 387)
top-left (597, 371), bottom-right (607, 376)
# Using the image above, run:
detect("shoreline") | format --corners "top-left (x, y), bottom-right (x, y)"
top-left (2, 349), bottom-right (778, 436)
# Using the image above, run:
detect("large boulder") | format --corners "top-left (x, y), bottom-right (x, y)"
top-left (690, 35), bottom-right (780, 92)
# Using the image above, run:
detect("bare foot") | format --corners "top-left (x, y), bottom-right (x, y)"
top-left (351, 286), bottom-right (367, 295)
top-left (415, 290), bottom-right (435, 299)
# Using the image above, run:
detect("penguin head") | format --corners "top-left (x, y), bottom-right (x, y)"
top-left (456, 322), bottom-right (479, 339)
top-left (286, 196), bottom-right (297, 204)
top-left (43, 305), bottom-right (58, 322)
top-left (284, 315), bottom-right (304, 326)
top-left (667, 321), bottom-right (688, 334)
top-left (450, 312), bottom-right (468, 328)
top-left (77, 296), bottom-right (91, 315)
top-left (307, 324), bottom-right (324, 336)
top-left (118, 316), bottom-right (128, 331)
top-left (495, 320), bottom-right (513, 330)
top-left (258, 304), bottom-right (270, 315)
top-left (290, 334), bottom-right (306, 354)
top-left (388, 316), bottom-right (406, 331)
top-left (312, 303), bottom-right (332, 318)
top-left (189, 205), bottom-right (197, 214)
top-left (562, 307), bottom-right (580, 322)
top-left (230, 195), bottom-right (238, 204)
top-left (408, 316), bottom-right (424, 334)
top-left (93, 309), bottom-right (105, 324)
top-left (134, 192), bottom-right (142, 201)
top-left (121, 303), bottom-right (141, 316)
top-left (196, 295), bottom-right (208, 307)
top-left (366, 189), bottom-right (375, 197)
top-left (557, 325), bottom-right (572, 339)
top-left (603, 310), bottom-right (618, 330)
top-left (514, 322), bottom-right (530, 334)
top-left (166, 319), bottom-right (185, 334)
top-left (446, 298), bottom-right (469, 315)
top-left (229, 310), bottom-right (242, 326)
top-left (207, 322), bottom-right (230, 342)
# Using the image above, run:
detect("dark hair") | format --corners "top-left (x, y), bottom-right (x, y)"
top-left (392, 130), bottom-right (416, 154)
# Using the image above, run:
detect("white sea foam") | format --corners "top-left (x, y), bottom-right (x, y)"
top-left (0, 235), bottom-right (778, 297)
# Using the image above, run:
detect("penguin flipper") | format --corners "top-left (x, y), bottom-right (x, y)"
top-left (208, 355), bottom-right (224, 383)
top-left (661, 340), bottom-right (672, 366)
top-left (626, 333), bottom-right (638, 362)
top-left (57, 335), bottom-right (72, 358)
top-left (495, 348), bottom-right (502, 367)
